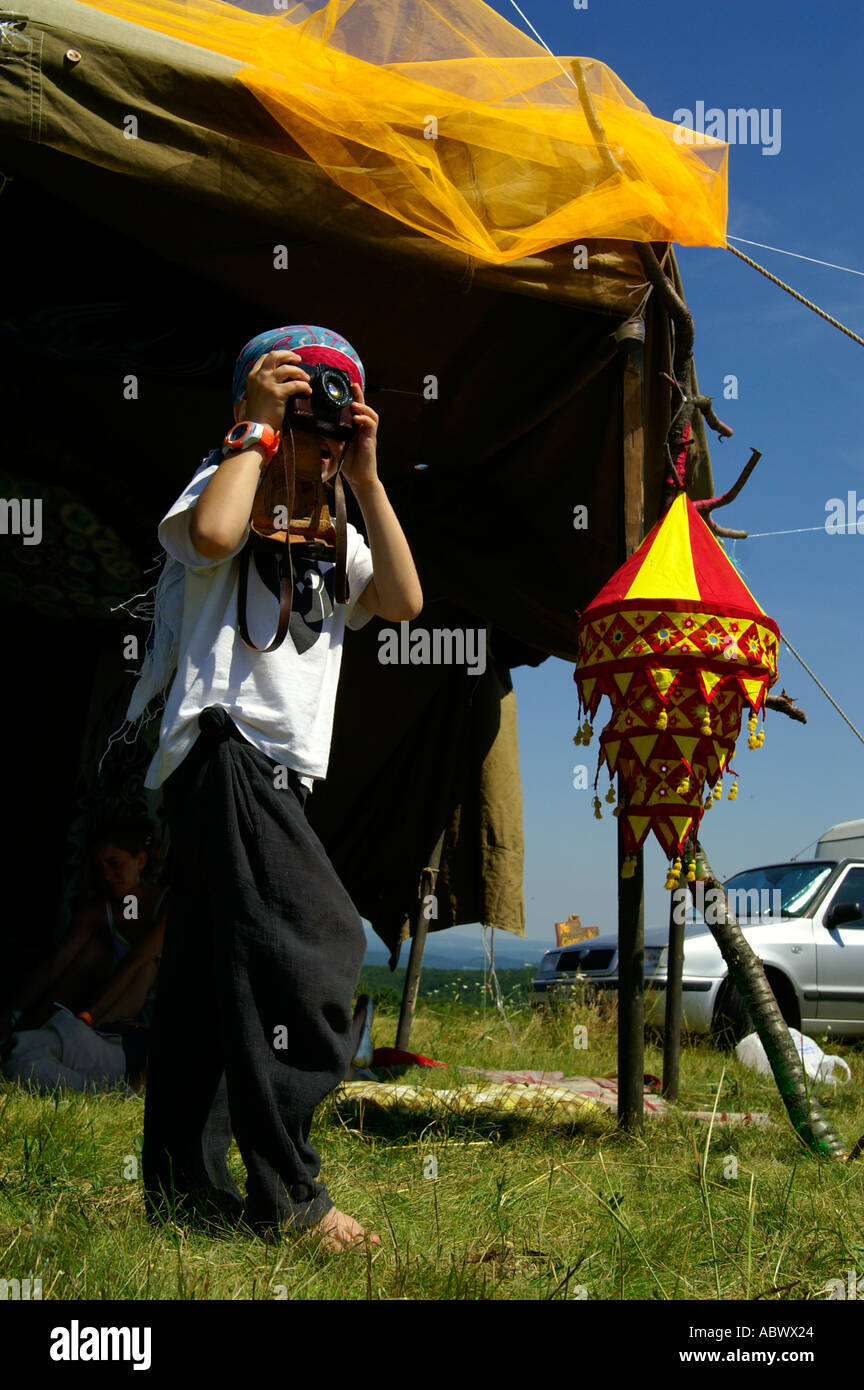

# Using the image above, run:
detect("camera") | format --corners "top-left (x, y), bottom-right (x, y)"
top-left (285, 363), bottom-right (355, 441)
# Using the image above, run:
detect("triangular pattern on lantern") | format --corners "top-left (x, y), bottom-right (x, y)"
top-left (575, 494), bottom-right (779, 864)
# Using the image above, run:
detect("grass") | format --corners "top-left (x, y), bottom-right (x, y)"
top-left (2, 982), bottom-right (864, 1301)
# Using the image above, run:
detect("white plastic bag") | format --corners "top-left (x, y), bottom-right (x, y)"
top-left (736, 1028), bottom-right (851, 1084)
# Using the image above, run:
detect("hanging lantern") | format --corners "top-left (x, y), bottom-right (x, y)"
top-left (574, 493), bottom-right (779, 875)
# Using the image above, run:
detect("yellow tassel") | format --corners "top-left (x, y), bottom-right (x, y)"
top-left (656, 709), bottom-right (668, 731)
top-left (572, 730), bottom-right (583, 746)
top-left (728, 780), bottom-right (738, 801)
top-left (713, 782), bottom-right (722, 801)
top-left (605, 786), bottom-right (616, 804)
top-left (676, 776), bottom-right (691, 796)
top-left (686, 860), bottom-right (696, 882)
top-left (593, 796), bottom-right (603, 820)
top-left (701, 718), bottom-right (712, 737)
top-left (581, 720), bottom-right (593, 745)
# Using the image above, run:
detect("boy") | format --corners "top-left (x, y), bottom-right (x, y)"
top-left (139, 325), bottom-right (422, 1251)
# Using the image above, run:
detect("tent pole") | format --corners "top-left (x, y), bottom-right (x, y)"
top-left (395, 825), bottom-right (446, 1050)
top-left (615, 321), bottom-right (646, 1133)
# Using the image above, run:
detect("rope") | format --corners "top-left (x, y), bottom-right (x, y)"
top-left (727, 235), bottom-right (864, 279)
top-left (743, 525), bottom-right (862, 538)
top-left (507, 1), bottom-right (581, 91)
top-left (780, 631), bottom-right (864, 747)
top-left (481, 926), bottom-right (520, 1049)
top-left (727, 244), bottom-right (864, 348)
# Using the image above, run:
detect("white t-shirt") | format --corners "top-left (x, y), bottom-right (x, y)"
top-left (143, 456), bottom-right (375, 791)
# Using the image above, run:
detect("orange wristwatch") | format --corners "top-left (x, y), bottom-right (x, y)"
top-left (221, 421), bottom-right (281, 462)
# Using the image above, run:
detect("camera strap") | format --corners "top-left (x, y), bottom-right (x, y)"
top-left (237, 429), bottom-right (349, 653)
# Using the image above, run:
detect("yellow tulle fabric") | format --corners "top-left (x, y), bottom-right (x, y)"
top-left (78, 0), bottom-right (728, 262)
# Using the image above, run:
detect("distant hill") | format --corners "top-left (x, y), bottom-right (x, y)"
top-left (362, 934), bottom-right (551, 971)
top-left (355, 964), bottom-right (534, 1007)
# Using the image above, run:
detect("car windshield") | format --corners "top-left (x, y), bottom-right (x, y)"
top-left (719, 862), bottom-right (836, 921)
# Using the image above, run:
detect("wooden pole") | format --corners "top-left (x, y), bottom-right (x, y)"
top-left (616, 805), bottom-right (644, 1131)
top-left (615, 321), bottom-right (646, 1132)
top-left (662, 879), bottom-right (685, 1101)
top-left (395, 826), bottom-right (446, 1050)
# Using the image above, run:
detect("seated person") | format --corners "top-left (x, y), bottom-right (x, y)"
top-left (1, 818), bottom-right (167, 1092)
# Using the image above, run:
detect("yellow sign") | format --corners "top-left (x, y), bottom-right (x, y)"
top-left (555, 916), bottom-right (599, 948)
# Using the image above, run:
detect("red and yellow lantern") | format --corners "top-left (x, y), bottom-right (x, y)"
top-left (574, 493), bottom-right (779, 883)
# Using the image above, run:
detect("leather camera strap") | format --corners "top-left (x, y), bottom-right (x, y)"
top-left (237, 428), bottom-right (350, 652)
top-left (237, 431), bottom-right (295, 653)
top-left (333, 444), bottom-right (348, 606)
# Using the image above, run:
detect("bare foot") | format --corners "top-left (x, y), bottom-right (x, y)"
top-left (310, 1206), bottom-right (381, 1253)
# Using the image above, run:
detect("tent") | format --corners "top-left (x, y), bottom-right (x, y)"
top-left (0, 0), bottom-right (720, 973)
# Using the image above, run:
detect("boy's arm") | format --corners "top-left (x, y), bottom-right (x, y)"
top-left (189, 349), bottom-right (313, 560)
top-left (351, 480), bottom-right (423, 621)
top-left (189, 448), bottom-right (265, 560)
top-left (344, 385), bottom-right (423, 621)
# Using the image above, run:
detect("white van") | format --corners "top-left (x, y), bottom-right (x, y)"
top-left (815, 820), bottom-right (864, 861)
top-left (534, 819), bottom-right (864, 1039)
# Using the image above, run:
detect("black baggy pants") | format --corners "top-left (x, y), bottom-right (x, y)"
top-left (142, 705), bottom-right (366, 1229)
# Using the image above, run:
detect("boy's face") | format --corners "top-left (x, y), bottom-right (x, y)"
top-left (234, 396), bottom-right (343, 483)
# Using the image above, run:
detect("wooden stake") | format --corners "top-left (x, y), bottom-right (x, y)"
top-left (617, 806), bottom-right (644, 1132)
top-left (662, 881), bottom-right (685, 1101)
top-left (616, 322), bottom-right (646, 1132)
top-left (395, 826), bottom-right (446, 1050)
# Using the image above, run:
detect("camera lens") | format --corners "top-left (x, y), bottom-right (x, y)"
top-left (320, 369), bottom-right (351, 406)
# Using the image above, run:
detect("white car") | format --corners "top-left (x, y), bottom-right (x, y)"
top-left (532, 822), bottom-right (864, 1041)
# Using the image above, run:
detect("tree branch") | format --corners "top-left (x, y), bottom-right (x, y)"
top-left (764, 690), bottom-right (808, 724)
top-left (693, 839), bottom-right (849, 1160)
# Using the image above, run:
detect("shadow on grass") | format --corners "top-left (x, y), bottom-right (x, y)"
top-left (330, 1096), bottom-right (617, 1147)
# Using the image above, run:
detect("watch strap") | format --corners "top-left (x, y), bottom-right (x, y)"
top-left (223, 421), bottom-right (281, 462)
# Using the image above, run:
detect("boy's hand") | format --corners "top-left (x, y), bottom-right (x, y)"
top-left (340, 384), bottom-right (380, 490)
top-left (240, 350), bottom-right (312, 431)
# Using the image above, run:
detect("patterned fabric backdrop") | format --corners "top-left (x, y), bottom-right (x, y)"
top-left (0, 468), bottom-right (170, 934)
top-left (60, 650), bottom-right (167, 936)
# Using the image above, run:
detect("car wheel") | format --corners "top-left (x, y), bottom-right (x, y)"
top-left (711, 980), bottom-right (755, 1048)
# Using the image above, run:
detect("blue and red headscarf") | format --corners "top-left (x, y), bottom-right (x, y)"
top-left (232, 324), bottom-right (365, 407)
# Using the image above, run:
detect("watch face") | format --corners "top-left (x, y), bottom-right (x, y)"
top-left (230, 424), bottom-right (249, 443)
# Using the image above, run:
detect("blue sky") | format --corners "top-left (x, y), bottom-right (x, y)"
top-left (378, 0), bottom-right (864, 955)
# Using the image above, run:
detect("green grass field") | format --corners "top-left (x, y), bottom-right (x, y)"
top-left (2, 978), bottom-right (864, 1301)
